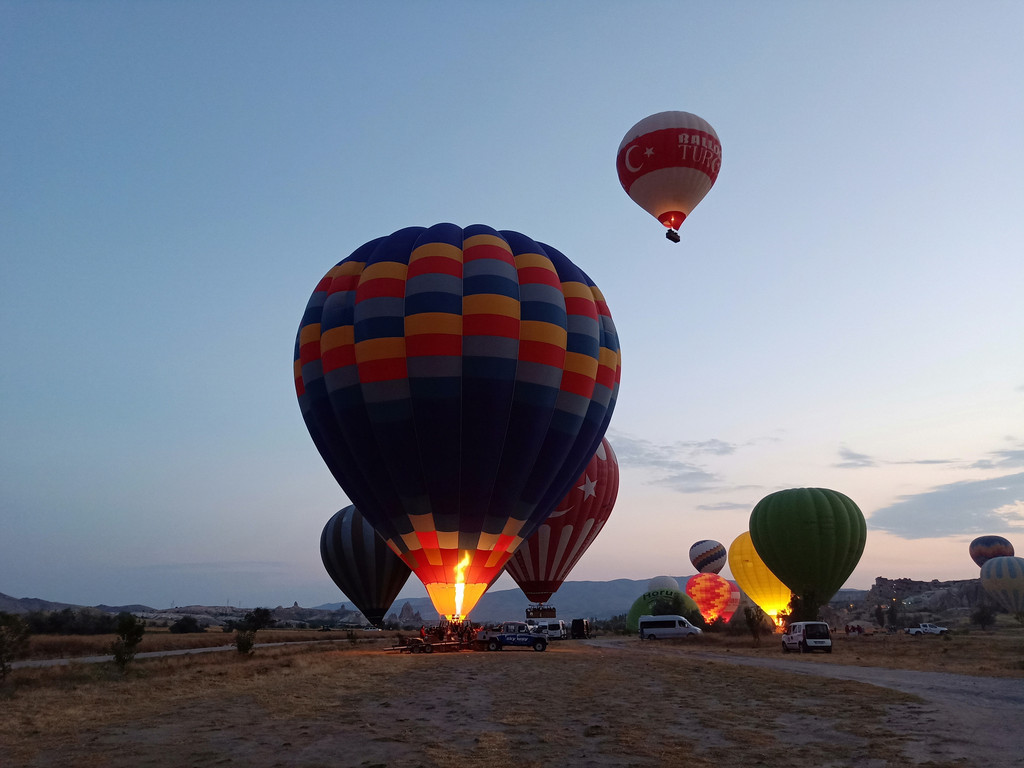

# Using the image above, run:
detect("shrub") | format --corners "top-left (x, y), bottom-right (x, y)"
top-left (111, 613), bottom-right (146, 673)
top-left (0, 612), bottom-right (31, 681)
top-left (235, 630), bottom-right (255, 655)
top-left (168, 616), bottom-right (206, 634)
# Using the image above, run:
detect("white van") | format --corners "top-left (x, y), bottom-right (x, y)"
top-left (534, 619), bottom-right (567, 639)
top-left (782, 621), bottom-right (832, 653)
top-left (637, 615), bottom-right (702, 640)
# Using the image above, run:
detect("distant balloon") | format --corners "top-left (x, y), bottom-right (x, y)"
top-left (685, 573), bottom-right (732, 623)
top-left (970, 535), bottom-right (1014, 568)
top-left (505, 438), bottom-right (619, 604)
top-left (689, 540), bottom-right (727, 574)
top-left (616, 110), bottom-right (722, 241)
top-left (721, 580), bottom-right (741, 624)
top-left (980, 556), bottom-right (1024, 616)
top-left (647, 575), bottom-right (680, 592)
top-left (320, 506), bottom-right (411, 628)
top-left (749, 488), bottom-right (866, 608)
top-left (296, 224), bottom-right (621, 620)
top-left (728, 531), bottom-right (791, 623)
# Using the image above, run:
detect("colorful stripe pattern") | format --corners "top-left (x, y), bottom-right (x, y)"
top-left (980, 556), bottom-right (1024, 614)
top-left (688, 539), bottom-right (727, 574)
top-left (504, 437), bottom-right (619, 604)
top-left (296, 224), bottom-right (620, 618)
top-left (320, 505), bottom-right (412, 628)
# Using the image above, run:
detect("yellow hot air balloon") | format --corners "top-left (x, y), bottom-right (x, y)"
top-left (728, 532), bottom-right (792, 625)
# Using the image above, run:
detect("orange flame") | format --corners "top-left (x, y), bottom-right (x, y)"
top-left (452, 551), bottom-right (472, 620)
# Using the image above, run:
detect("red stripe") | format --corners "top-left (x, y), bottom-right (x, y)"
top-left (595, 363), bottom-right (617, 390)
top-left (321, 345), bottom-right (355, 373)
top-left (616, 126), bottom-right (722, 192)
top-left (294, 377), bottom-right (305, 397)
top-left (560, 370), bottom-right (596, 398)
top-left (564, 296), bottom-right (598, 320)
top-left (329, 274), bottom-right (359, 293)
top-left (408, 255), bottom-right (462, 278)
top-left (356, 277), bottom-right (406, 301)
top-left (517, 265), bottom-right (562, 288)
top-left (464, 313), bottom-right (519, 339)
top-left (464, 243), bottom-right (515, 266)
top-left (406, 334), bottom-right (462, 357)
top-left (518, 340), bottom-right (565, 367)
top-left (358, 357), bottom-right (407, 383)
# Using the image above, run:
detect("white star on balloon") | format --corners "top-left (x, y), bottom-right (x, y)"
top-left (644, 146), bottom-right (655, 157)
top-left (578, 475), bottom-right (597, 499)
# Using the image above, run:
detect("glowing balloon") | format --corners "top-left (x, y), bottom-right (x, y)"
top-left (721, 580), bottom-right (741, 624)
top-left (970, 535), bottom-right (1014, 568)
top-left (295, 224), bottom-right (621, 620)
top-left (728, 531), bottom-right (791, 622)
top-left (647, 575), bottom-right (680, 592)
top-left (505, 437), bottom-right (619, 604)
top-left (320, 506), bottom-right (411, 628)
top-left (685, 573), bottom-right (732, 623)
top-left (980, 556), bottom-right (1024, 615)
top-left (749, 488), bottom-right (866, 607)
top-left (616, 111), bottom-right (722, 241)
top-left (689, 539), bottom-right (727, 574)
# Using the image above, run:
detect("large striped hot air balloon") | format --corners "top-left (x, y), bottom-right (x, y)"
top-left (320, 506), bottom-right (411, 628)
top-left (505, 437), bottom-right (619, 604)
top-left (616, 111), bottom-right (722, 242)
top-left (980, 556), bottom-right (1024, 617)
top-left (969, 535), bottom-right (1014, 568)
top-left (295, 224), bottom-right (621, 620)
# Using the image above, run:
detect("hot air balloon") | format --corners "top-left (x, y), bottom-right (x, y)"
top-left (749, 488), bottom-right (866, 613)
top-left (728, 531), bottom-right (791, 624)
top-left (505, 437), bottom-right (619, 604)
top-left (295, 224), bottom-right (621, 620)
top-left (685, 572), bottom-right (733, 623)
top-left (689, 539), bottom-right (727, 574)
top-left (721, 580), bottom-right (741, 624)
top-left (320, 506), bottom-right (411, 628)
top-left (616, 111), bottom-right (722, 242)
top-left (969, 535), bottom-right (1015, 568)
top-left (647, 575), bottom-right (680, 592)
top-left (625, 588), bottom-right (700, 634)
top-left (980, 556), bottom-right (1024, 617)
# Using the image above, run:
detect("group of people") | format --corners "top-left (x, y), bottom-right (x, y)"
top-left (417, 618), bottom-right (478, 645)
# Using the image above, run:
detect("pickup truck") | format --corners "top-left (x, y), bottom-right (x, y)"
top-left (905, 623), bottom-right (948, 636)
top-left (476, 621), bottom-right (548, 652)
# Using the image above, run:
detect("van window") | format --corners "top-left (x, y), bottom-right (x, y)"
top-left (640, 619), bottom-right (674, 629)
top-left (804, 624), bottom-right (830, 639)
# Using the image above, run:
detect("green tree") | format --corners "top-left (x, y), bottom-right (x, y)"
top-left (971, 603), bottom-right (996, 630)
top-left (243, 608), bottom-right (275, 631)
top-left (168, 615), bottom-right (206, 634)
top-left (110, 613), bottom-right (146, 673)
top-left (0, 612), bottom-right (31, 681)
top-left (743, 605), bottom-right (765, 646)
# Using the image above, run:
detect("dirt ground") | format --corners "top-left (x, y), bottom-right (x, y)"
top-left (4, 633), bottom-right (1023, 768)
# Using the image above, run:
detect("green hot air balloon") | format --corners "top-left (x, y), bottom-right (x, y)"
top-left (749, 488), bottom-right (866, 619)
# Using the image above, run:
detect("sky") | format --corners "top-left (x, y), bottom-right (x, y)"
top-left (2, 1), bottom-right (1023, 611)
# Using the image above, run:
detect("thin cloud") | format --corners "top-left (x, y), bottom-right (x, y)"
top-left (695, 501), bottom-right (751, 512)
top-left (869, 471), bottom-right (1024, 539)
top-left (834, 446), bottom-right (877, 469)
top-left (606, 430), bottom-right (737, 493)
top-left (970, 445), bottom-right (1024, 470)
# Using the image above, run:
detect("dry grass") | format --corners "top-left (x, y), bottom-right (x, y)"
top-left (1, 631), bottom-right (1007, 768)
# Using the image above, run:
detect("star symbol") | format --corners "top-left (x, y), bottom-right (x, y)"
top-left (644, 146), bottom-right (655, 157)
top-left (578, 475), bottom-right (597, 499)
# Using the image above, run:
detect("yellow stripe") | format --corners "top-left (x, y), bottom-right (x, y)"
top-left (599, 347), bottom-right (619, 369)
top-left (355, 337), bottom-right (406, 362)
top-left (484, 550), bottom-right (509, 568)
top-left (514, 252), bottom-right (556, 271)
top-left (520, 320), bottom-right (567, 346)
top-left (501, 519), bottom-right (525, 538)
top-left (408, 513), bottom-right (435, 533)
top-left (409, 241), bottom-right (464, 265)
top-left (320, 325), bottom-right (353, 353)
top-left (406, 313), bottom-right (462, 336)
top-left (329, 261), bottom-right (364, 278)
top-left (424, 548), bottom-right (443, 566)
top-left (436, 531), bottom-right (460, 550)
top-left (561, 281), bottom-right (595, 300)
top-left (463, 233), bottom-right (512, 252)
top-left (361, 260), bottom-right (408, 282)
top-left (400, 531), bottom-right (421, 551)
top-left (475, 532), bottom-right (499, 551)
top-left (564, 351), bottom-right (599, 377)
top-left (463, 294), bottom-right (520, 317)
top-left (293, 359), bottom-right (302, 377)
top-left (299, 324), bottom-right (321, 346)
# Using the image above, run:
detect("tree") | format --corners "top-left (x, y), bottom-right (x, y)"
top-left (0, 612), bottom-right (31, 681)
top-left (243, 608), bottom-right (275, 631)
top-left (168, 616), bottom-right (206, 634)
top-left (743, 605), bottom-right (765, 646)
top-left (971, 603), bottom-right (996, 630)
top-left (111, 613), bottom-right (146, 673)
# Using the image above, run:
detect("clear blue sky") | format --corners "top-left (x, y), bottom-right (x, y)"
top-left (2, 2), bottom-right (1022, 609)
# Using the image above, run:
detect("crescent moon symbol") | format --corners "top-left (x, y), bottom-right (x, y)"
top-left (624, 144), bottom-right (644, 173)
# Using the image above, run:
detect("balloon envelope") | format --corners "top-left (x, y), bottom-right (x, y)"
top-left (728, 531), bottom-right (791, 622)
top-left (625, 589), bottom-right (699, 634)
top-left (616, 111), bottom-right (722, 233)
top-left (969, 535), bottom-right (1014, 568)
top-left (505, 437), bottom-right (619, 603)
top-left (980, 556), bottom-right (1024, 615)
top-left (685, 573), bottom-right (732, 623)
top-left (296, 224), bottom-right (621, 620)
top-left (749, 488), bottom-right (866, 605)
top-left (689, 539), bottom-right (727, 574)
top-left (320, 506), bottom-right (411, 628)
top-left (647, 575), bottom-right (680, 592)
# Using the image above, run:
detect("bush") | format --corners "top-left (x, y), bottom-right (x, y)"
top-left (0, 612), bottom-right (31, 681)
top-left (111, 613), bottom-right (146, 673)
top-left (234, 630), bottom-right (255, 655)
top-left (168, 616), bottom-right (206, 634)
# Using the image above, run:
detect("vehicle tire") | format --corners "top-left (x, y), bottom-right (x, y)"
top-left (487, 640), bottom-right (500, 652)
top-left (646, 634), bottom-right (657, 640)
top-left (800, 641), bottom-right (808, 654)
top-left (782, 641), bottom-right (790, 653)
top-left (825, 646), bottom-right (832, 654)
top-left (533, 640), bottom-right (546, 652)
top-left (423, 643), bottom-right (433, 654)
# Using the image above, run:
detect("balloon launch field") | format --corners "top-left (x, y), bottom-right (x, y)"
top-left (3, 631), bottom-right (1021, 767)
